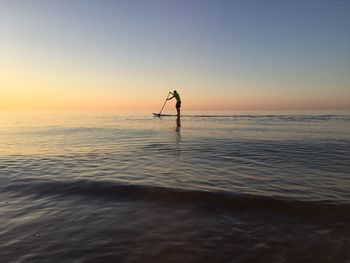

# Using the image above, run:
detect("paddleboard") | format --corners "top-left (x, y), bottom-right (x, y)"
top-left (152, 113), bottom-right (178, 117)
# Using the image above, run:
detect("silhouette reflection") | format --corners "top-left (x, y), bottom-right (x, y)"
top-left (176, 116), bottom-right (181, 132)
top-left (175, 117), bottom-right (181, 154)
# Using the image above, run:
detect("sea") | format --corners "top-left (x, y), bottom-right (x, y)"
top-left (1, 111), bottom-right (349, 263)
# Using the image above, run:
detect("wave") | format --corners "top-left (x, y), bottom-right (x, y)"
top-left (4, 178), bottom-right (350, 220)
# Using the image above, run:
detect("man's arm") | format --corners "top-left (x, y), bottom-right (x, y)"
top-left (167, 92), bottom-right (174, 100)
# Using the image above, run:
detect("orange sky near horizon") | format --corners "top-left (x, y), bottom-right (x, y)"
top-left (1, 64), bottom-right (349, 112)
top-left (1, 55), bottom-right (349, 112)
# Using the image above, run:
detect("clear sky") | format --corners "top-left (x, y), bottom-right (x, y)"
top-left (1, 0), bottom-right (349, 111)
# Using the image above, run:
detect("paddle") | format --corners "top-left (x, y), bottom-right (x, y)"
top-left (156, 92), bottom-right (171, 117)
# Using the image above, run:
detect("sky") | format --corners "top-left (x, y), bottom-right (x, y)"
top-left (1, 0), bottom-right (350, 112)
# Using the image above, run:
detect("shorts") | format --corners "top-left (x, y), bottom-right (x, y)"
top-left (176, 101), bottom-right (181, 109)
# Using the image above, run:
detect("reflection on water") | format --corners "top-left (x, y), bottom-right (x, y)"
top-left (175, 117), bottom-right (181, 156)
top-left (176, 116), bottom-right (181, 130)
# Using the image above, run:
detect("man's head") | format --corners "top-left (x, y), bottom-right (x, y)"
top-left (174, 90), bottom-right (177, 94)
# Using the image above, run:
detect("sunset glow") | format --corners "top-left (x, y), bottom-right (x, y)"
top-left (1, 1), bottom-right (349, 112)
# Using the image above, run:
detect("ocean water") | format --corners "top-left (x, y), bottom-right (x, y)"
top-left (1, 112), bottom-right (350, 262)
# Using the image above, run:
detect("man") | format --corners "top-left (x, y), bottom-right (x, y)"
top-left (167, 90), bottom-right (181, 116)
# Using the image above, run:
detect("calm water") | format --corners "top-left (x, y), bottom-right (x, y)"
top-left (1, 112), bottom-right (350, 262)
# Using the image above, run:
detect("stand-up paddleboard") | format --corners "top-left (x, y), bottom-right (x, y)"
top-left (152, 113), bottom-right (178, 117)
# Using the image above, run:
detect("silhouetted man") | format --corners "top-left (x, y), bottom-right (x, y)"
top-left (167, 90), bottom-right (181, 117)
